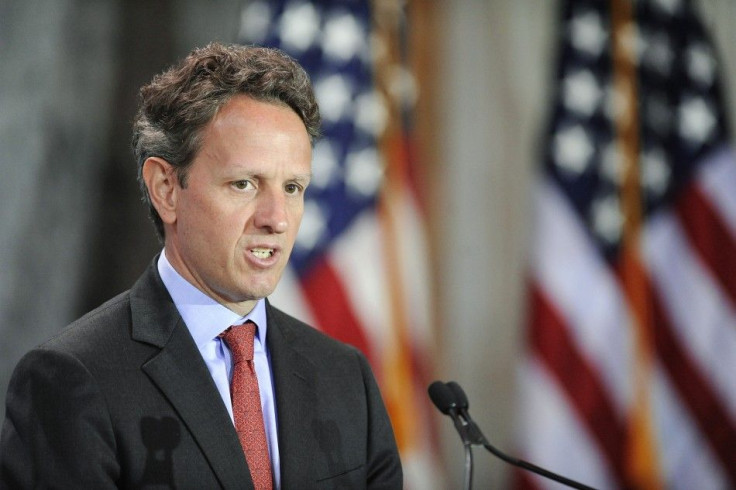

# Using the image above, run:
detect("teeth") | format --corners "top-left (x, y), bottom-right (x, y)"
top-left (251, 248), bottom-right (273, 259)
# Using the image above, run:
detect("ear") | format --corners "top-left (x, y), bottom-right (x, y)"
top-left (142, 157), bottom-right (180, 227)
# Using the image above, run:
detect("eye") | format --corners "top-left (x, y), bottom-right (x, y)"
top-left (285, 183), bottom-right (303, 195)
top-left (232, 180), bottom-right (255, 191)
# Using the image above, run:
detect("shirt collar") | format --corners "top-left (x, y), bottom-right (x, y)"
top-left (157, 249), bottom-right (268, 349)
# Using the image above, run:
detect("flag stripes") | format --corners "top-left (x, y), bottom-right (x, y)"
top-left (300, 259), bottom-right (375, 365)
top-left (516, 0), bottom-right (736, 487)
top-left (520, 163), bottom-right (736, 488)
top-left (675, 186), bottom-right (736, 302)
top-left (529, 285), bottom-right (629, 487)
top-left (650, 274), bottom-right (736, 483)
top-left (237, 1), bottom-right (442, 487)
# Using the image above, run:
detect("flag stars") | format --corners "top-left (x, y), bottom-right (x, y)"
top-left (644, 93), bottom-right (674, 137)
top-left (607, 81), bottom-right (636, 132)
top-left (354, 90), bottom-right (388, 137)
top-left (569, 10), bottom-right (608, 58)
top-left (678, 96), bottom-right (716, 145)
top-left (642, 32), bottom-right (674, 76)
top-left (238, 0), bottom-right (272, 44)
top-left (322, 12), bottom-right (366, 62)
top-left (563, 70), bottom-right (603, 117)
top-left (553, 125), bottom-right (594, 175)
top-left (311, 139), bottom-right (340, 189)
top-left (387, 65), bottom-right (419, 109)
top-left (641, 147), bottom-right (671, 197)
top-left (345, 147), bottom-right (383, 198)
top-left (600, 141), bottom-right (623, 185)
top-left (279, 2), bottom-right (321, 53)
top-left (686, 43), bottom-right (716, 87)
top-left (314, 74), bottom-right (353, 123)
top-left (652, 0), bottom-right (682, 16)
top-left (591, 194), bottom-right (623, 244)
top-left (614, 21), bottom-right (638, 61)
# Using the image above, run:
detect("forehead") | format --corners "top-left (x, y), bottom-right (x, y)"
top-left (205, 95), bottom-right (306, 138)
top-left (196, 95), bottom-right (312, 170)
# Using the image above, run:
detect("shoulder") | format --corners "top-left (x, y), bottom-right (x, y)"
top-left (5, 290), bottom-right (136, 424)
top-left (37, 259), bottom-right (164, 359)
top-left (6, 289), bottom-right (139, 398)
top-left (40, 290), bottom-right (133, 357)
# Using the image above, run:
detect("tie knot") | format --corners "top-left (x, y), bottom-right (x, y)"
top-left (221, 321), bottom-right (256, 362)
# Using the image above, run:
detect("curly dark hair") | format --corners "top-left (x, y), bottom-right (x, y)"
top-left (132, 42), bottom-right (321, 240)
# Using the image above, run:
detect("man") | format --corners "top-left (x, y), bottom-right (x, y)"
top-left (0, 43), bottom-right (402, 489)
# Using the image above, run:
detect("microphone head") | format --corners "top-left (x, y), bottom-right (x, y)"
top-left (428, 381), bottom-right (457, 415)
top-left (446, 381), bottom-right (469, 409)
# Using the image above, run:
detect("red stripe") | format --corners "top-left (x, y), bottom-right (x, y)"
top-left (511, 468), bottom-right (542, 490)
top-left (675, 183), bottom-right (736, 306)
top-left (650, 282), bottom-right (736, 485)
top-left (528, 284), bottom-right (629, 487)
top-left (300, 257), bottom-right (375, 368)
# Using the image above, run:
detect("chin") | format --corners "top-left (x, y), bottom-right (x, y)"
top-left (241, 283), bottom-right (277, 301)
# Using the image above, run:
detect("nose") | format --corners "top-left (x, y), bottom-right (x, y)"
top-left (253, 186), bottom-right (288, 234)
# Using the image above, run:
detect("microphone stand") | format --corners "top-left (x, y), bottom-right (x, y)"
top-left (449, 406), bottom-right (474, 490)
top-left (446, 381), bottom-right (596, 490)
top-left (462, 439), bottom-right (473, 490)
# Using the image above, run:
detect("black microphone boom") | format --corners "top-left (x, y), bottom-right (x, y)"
top-left (429, 380), bottom-right (596, 490)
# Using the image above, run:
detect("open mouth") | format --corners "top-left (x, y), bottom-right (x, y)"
top-left (251, 248), bottom-right (274, 259)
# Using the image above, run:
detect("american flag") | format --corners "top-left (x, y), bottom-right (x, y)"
top-left (238, 1), bottom-right (442, 487)
top-left (516, 0), bottom-right (736, 488)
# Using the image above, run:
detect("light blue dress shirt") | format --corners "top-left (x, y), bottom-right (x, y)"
top-left (157, 250), bottom-right (281, 488)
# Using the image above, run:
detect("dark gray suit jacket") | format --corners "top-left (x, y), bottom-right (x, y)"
top-left (0, 261), bottom-right (402, 489)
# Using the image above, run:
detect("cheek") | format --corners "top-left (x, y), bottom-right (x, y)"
top-left (290, 202), bottom-right (305, 223)
top-left (195, 197), bottom-right (243, 227)
top-left (181, 201), bottom-right (242, 246)
top-left (288, 208), bottom-right (304, 237)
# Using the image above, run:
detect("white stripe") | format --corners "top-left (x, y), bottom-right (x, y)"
top-left (643, 211), bottom-right (736, 421)
top-left (696, 146), bottom-right (736, 239)
top-left (516, 358), bottom-right (616, 489)
top-left (273, 209), bottom-right (397, 358)
top-left (328, 210), bottom-right (393, 357)
top-left (329, 204), bottom-right (443, 487)
top-left (328, 197), bottom-right (435, 356)
top-left (651, 365), bottom-right (729, 490)
top-left (532, 180), bottom-right (634, 412)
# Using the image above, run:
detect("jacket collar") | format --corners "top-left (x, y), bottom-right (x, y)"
top-left (129, 260), bottom-right (254, 490)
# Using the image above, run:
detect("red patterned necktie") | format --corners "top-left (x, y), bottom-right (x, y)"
top-left (221, 322), bottom-right (273, 490)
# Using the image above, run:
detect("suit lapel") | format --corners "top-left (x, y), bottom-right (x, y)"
top-left (266, 304), bottom-right (320, 487)
top-left (129, 262), bottom-right (253, 490)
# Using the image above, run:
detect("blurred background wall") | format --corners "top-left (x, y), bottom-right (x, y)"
top-left (2, 0), bottom-right (735, 487)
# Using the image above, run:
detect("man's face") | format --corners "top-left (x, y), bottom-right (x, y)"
top-left (164, 95), bottom-right (312, 315)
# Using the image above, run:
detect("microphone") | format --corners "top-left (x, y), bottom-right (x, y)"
top-left (428, 381), bottom-right (474, 490)
top-left (429, 380), bottom-right (596, 490)
top-left (445, 381), bottom-right (487, 446)
top-left (427, 380), bottom-right (458, 415)
top-left (428, 381), bottom-right (476, 444)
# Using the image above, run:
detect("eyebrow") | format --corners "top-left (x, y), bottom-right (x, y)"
top-left (292, 173), bottom-right (312, 183)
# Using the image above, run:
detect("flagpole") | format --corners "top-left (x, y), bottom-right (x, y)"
top-left (610, 0), bottom-right (662, 487)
